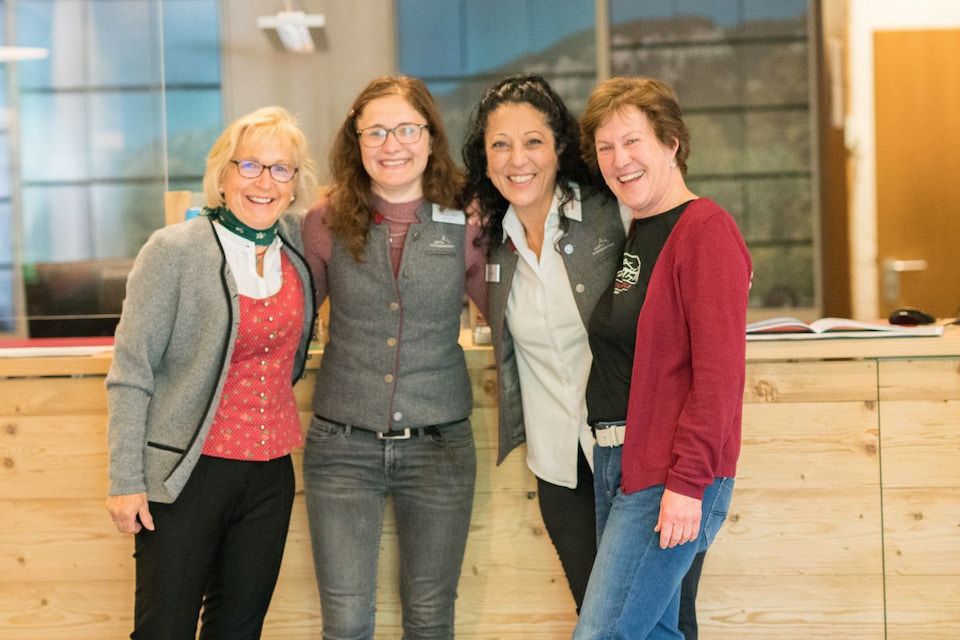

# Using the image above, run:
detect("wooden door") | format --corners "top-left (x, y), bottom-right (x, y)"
top-left (874, 29), bottom-right (960, 319)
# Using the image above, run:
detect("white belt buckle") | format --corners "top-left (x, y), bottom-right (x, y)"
top-left (595, 425), bottom-right (626, 448)
top-left (378, 428), bottom-right (412, 440)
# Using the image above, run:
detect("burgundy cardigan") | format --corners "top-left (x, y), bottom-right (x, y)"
top-left (622, 198), bottom-right (752, 500)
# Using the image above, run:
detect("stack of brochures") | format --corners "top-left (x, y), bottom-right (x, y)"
top-left (746, 317), bottom-right (945, 340)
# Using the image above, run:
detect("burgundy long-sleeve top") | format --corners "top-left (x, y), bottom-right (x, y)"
top-left (622, 198), bottom-right (752, 500)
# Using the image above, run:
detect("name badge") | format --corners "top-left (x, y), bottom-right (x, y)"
top-left (432, 204), bottom-right (465, 225)
top-left (485, 264), bottom-right (501, 283)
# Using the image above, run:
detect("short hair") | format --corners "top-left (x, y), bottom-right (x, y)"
top-left (202, 106), bottom-right (318, 212)
top-left (580, 77), bottom-right (690, 175)
top-left (327, 76), bottom-right (464, 261)
top-left (461, 74), bottom-right (598, 253)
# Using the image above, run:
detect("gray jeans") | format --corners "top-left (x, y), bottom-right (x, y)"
top-left (303, 416), bottom-right (476, 640)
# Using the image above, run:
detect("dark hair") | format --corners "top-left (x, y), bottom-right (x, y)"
top-left (328, 76), bottom-right (464, 261)
top-left (461, 74), bottom-right (599, 254)
top-left (580, 76), bottom-right (691, 175)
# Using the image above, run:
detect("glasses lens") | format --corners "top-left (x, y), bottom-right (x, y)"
top-left (269, 164), bottom-right (296, 182)
top-left (395, 124), bottom-right (422, 144)
top-left (236, 160), bottom-right (263, 178)
top-left (360, 128), bottom-right (388, 147)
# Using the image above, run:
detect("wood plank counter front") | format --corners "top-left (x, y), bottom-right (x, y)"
top-left (1, 327), bottom-right (959, 638)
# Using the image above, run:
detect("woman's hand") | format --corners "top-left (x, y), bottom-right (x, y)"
top-left (106, 493), bottom-right (155, 534)
top-left (654, 489), bottom-right (701, 549)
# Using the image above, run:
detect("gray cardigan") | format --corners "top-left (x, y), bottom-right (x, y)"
top-left (106, 213), bottom-right (315, 503)
top-left (487, 189), bottom-right (625, 464)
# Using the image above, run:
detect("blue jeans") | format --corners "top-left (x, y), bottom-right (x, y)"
top-left (303, 416), bottom-right (476, 640)
top-left (575, 476), bottom-right (734, 640)
top-left (592, 444), bottom-right (624, 545)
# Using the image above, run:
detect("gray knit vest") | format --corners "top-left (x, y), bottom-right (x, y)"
top-left (313, 201), bottom-right (472, 431)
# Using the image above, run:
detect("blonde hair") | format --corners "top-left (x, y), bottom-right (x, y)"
top-left (202, 106), bottom-right (318, 212)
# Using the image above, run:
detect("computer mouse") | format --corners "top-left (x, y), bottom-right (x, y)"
top-left (888, 307), bottom-right (936, 325)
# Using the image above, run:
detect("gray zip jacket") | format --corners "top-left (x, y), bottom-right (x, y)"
top-left (106, 213), bottom-right (315, 503)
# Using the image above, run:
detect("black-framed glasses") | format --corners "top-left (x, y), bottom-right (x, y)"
top-left (356, 123), bottom-right (429, 148)
top-left (231, 159), bottom-right (298, 183)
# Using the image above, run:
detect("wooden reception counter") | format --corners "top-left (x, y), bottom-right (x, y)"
top-left (1, 327), bottom-right (959, 638)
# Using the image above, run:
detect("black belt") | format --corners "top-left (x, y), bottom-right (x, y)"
top-left (314, 414), bottom-right (460, 440)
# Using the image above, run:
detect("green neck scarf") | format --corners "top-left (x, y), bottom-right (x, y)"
top-left (204, 206), bottom-right (278, 246)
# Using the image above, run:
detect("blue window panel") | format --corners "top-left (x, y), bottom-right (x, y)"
top-left (0, 133), bottom-right (10, 198)
top-left (165, 89), bottom-right (222, 180)
top-left (611, 0), bottom-right (675, 25)
top-left (89, 0), bottom-right (162, 88)
top-left (675, 0), bottom-right (741, 28)
top-left (463, 0), bottom-right (594, 75)
top-left (396, 0), bottom-right (464, 77)
top-left (163, 0), bottom-right (221, 85)
top-left (744, 0), bottom-right (809, 22)
top-left (20, 93), bottom-right (89, 182)
top-left (0, 202), bottom-right (11, 263)
top-left (90, 183), bottom-right (165, 259)
top-left (0, 267), bottom-right (14, 333)
top-left (17, 0), bottom-right (86, 89)
top-left (88, 91), bottom-right (165, 179)
top-left (21, 185), bottom-right (92, 263)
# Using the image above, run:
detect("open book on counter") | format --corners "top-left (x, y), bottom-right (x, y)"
top-left (746, 317), bottom-right (945, 340)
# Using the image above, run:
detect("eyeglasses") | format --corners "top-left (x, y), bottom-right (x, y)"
top-left (356, 123), bottom-right (429, 148)
top-left (231, 159), bottom-right (298, 183)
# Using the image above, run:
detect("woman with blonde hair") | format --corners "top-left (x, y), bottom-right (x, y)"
top-left (106, 106), bottom-right (318, 638)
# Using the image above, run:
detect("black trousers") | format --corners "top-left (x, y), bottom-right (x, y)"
top-left (536, 447), bottom-right (597, 613)
top-left (538, 448), bottom-right (707, 638)
top-left (679, 550), bottom-right (707, 639)
top-left (132, 454), bottom-right (295, 640)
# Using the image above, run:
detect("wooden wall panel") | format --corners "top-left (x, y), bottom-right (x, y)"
top-left (738, 401), bottom-right (878, 489)
top-left (697, 575), bottom-right (885, 639)
top-left (879, 358), bottom-right (960, 640)
top-left (879, 360), bottom-right (960, 401)
top-left (744, 360), bottom-right (877, 403)
top-left (6, 352), bottom-right (959, 638)
top-left (885, 576), bottom-right (960, 640)
top-left (708, 488), bottom-right (882, 576)
top-left (879, 400), bottom-right (960, 487)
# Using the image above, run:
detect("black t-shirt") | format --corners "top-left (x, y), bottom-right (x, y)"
top-left (585, 201), bottom-right (689, 424)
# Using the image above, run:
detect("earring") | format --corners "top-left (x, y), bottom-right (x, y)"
top-left (670, 158), bottom-right (677, 169)
top-left (290, 195), bottom-right (296, 202)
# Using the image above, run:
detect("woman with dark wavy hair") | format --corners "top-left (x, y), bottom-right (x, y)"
top-left (462, 74), bottom-right (627, 613)
top-left (300, 75), bottom-right (487, 639)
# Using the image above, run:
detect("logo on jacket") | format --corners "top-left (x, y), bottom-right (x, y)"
top-left (430, 234), bottom-right (456, 250)
top-left (592, 236), bottom-right (615, 256)
top-left (613, 253), bottom-right (641, 295)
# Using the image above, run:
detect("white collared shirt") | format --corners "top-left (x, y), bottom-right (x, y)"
top-left (502, 187), bottom-right (595, 488)
top-left (213, 220), bottom-right (284, 299)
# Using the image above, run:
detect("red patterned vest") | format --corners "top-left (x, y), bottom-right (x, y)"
top-left (202, 252), bottom-right (305, 460)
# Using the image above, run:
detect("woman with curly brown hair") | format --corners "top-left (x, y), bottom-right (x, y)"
top-left (300, 76), bottom-right (487, 640)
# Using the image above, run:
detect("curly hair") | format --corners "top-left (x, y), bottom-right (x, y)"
top-left (328, 76), bottom-right (465, 261)
top-left (461, 74), bottom-right (601, 254)
top-left (580, 76), bottom-right (691, 176)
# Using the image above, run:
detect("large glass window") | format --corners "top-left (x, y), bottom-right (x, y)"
top-left (395, 0), bottom-right (597, 150)
top-left (397, 0), bottom-right (818, 312)
top-left (1, 0), bottom-right (222, 337)
top-left (610, 0), bottom-right (817, 310)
